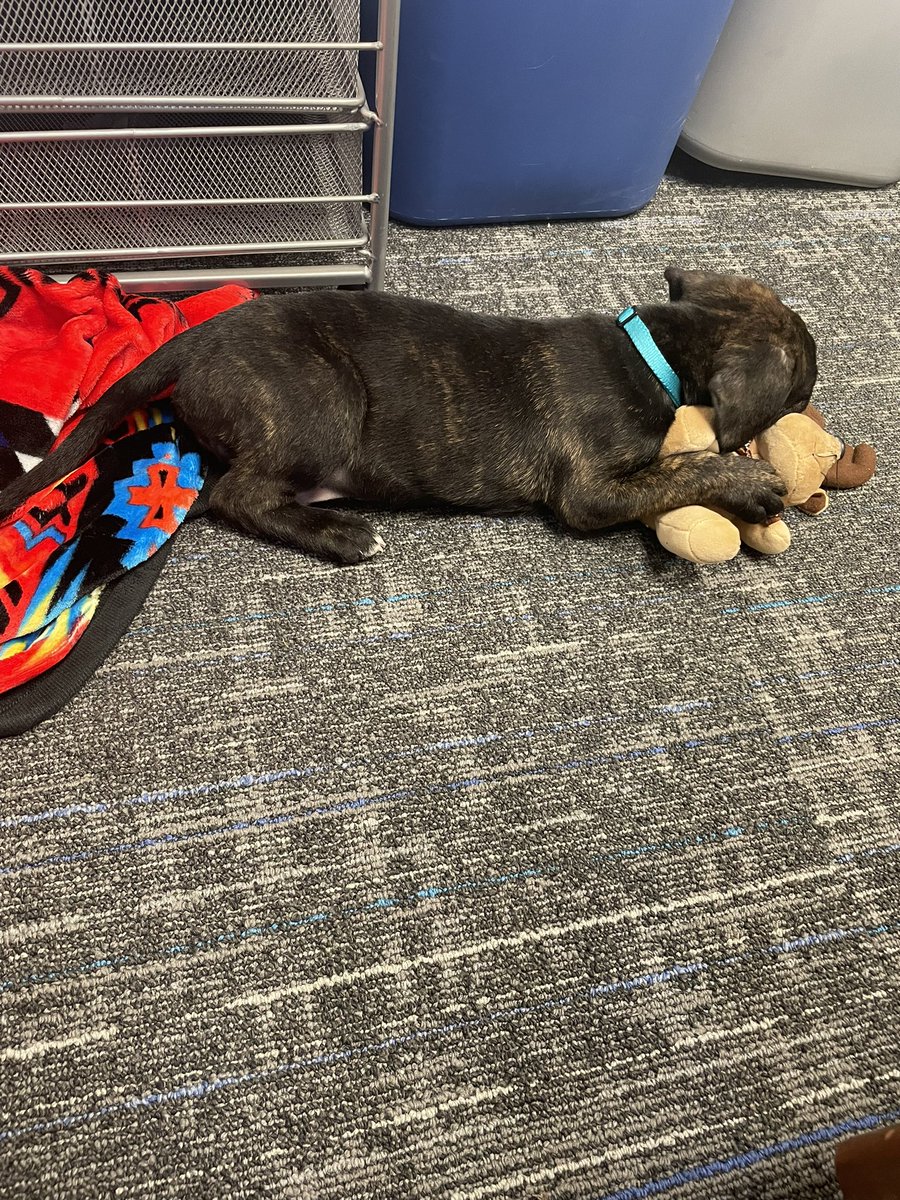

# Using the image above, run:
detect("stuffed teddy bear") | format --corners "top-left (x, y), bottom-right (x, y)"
top-left (644, 403), bottom-right (875, 564)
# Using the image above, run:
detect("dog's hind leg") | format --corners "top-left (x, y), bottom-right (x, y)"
top-left (209, 468), bottom-right (384, 565)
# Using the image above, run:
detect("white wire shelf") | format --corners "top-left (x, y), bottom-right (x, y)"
top-left (0, 0), bottom-right (400, 290)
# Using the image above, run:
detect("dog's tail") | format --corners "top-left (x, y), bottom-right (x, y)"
top-left (0, 336), bottom-right (186, 522)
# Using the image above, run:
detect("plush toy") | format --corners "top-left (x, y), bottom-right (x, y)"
top-left (644, 403), bottom-right (875, 564)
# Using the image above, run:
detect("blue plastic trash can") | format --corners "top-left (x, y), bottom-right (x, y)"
top-left (389, 0), bottom-right (735, 226)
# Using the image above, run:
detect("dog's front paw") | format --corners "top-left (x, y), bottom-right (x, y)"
top-left (720, 458), bottom-right (787, 525)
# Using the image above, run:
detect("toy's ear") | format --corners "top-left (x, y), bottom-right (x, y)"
top-left (804, 403), bottom-right (827, 430)
top-left (710, 343), bottom-right (799, 453)
top-left (797, 489), bottom-right (829, 515)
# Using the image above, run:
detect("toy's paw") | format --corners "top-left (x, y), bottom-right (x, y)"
top-left (719, 458), bottom-right (787, 524)
top-left (655, 505), bottom-right (742, 564)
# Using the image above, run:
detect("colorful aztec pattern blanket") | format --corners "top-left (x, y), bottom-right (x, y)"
top-left (0, 267), bottom-right (254, 700)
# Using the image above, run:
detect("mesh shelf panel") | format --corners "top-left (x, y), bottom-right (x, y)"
top-left (0, 121), bottom-right (365, 206)
top-left (0, 200), bottom-right (367, 260)
top-left (0, 0), bottom-right (362, 109)
top-left (2, 0), bottom-right (360, 42)
top-left (0, 110), bottom-right (360, 131)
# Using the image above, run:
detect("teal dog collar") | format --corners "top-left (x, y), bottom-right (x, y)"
top-left (616, 306), bottom-right (683, 408)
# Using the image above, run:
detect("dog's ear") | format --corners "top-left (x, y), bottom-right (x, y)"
top-left (710, 343), bottom-right (797, 453)
top-left (664, 266), bottom-right (687, 300)
top-left (664, 266), bottom-right (709, 302)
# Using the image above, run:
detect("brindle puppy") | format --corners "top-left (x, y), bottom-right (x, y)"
top-left (0, 267), bottom-right (817, 563)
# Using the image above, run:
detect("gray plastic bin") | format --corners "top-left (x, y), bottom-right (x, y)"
top-left (679, 0), bottom-right (900, 187)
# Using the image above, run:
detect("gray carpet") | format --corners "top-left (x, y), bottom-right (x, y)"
top-left (2, 158), bottom-right (899, 1200)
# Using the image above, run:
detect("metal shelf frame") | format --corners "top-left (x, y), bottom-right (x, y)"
top-left (0, 0), bottom-right (400, 291)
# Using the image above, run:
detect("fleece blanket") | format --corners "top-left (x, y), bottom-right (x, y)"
top-left (0, 266), bottom-right (254, 724)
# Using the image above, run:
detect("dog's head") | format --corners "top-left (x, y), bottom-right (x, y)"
top-left (664, 267), bottom-right (818, 453)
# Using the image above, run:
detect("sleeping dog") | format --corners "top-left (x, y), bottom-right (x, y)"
top-left (0, 267), bottom-right (817, 563)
